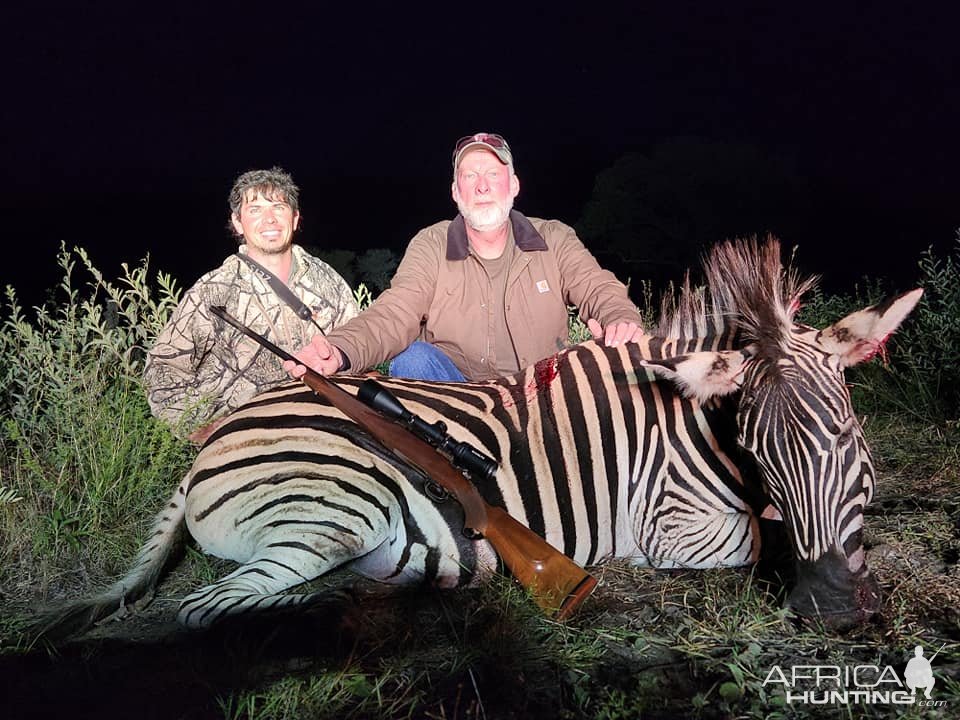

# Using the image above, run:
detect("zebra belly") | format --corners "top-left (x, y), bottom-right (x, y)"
top-left (185, 477), bottom-right (394, 564)
top-left (184, 458), bottom-right (484, 589)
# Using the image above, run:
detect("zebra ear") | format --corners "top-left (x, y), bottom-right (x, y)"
top-left (819, 288), bottom-right (923, 368)
top-left (640, 347), bottom-right (755, 404)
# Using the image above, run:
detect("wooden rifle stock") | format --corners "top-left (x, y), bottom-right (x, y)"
top-left (209, 306), bottom-right (597, 619)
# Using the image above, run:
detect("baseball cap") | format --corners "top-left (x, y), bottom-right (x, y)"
top-left (452, 132), bottom-right (513, 169)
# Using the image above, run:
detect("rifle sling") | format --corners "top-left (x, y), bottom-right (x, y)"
top-left (235, 252), bottom-right (317, 325)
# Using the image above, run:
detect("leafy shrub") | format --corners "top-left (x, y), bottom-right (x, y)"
top-left (885, 236), bottom-right (960, 423)
top-left (0, 244), bottom-right (180, 423)
top-left (798, 232), bottom-right (960, 425)
top-left (0, 244), bottom-right (192, 582)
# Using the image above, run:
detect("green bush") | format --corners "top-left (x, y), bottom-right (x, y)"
top-left (0, 244), bottom-right (192, 585)
top-left (799, 233), bottom-right (960, 426)
top-left (885, 235), bottom-right (960, 424)
top-left (692, 253), bottom-right (955, 427)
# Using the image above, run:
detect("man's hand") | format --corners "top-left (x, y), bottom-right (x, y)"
top-left (282, 334), bottom-right (344, 378)
top-left (587, 318), bottom-right (646, 348)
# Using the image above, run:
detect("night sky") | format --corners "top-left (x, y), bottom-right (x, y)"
top-left (3, 2), bottom-right (958, 309)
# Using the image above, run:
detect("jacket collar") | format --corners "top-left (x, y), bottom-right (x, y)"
top-left (238, 243), bottom-right (304, 277)
top-left (446, 210), bottom-right (548, 261)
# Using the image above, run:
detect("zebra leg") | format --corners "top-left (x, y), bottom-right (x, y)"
top-left (176, 483), bottom-right (476, 627)
top-left (177, 507), bottom-right (476, 628)
top-left (176, 549), bottom-right (351, 628)
top-left (179, 505), bottom-right (399, 628)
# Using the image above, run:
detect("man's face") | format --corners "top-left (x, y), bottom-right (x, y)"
top-left (231, 190), bottom-right (300, 255)
top-left (452, 149), bottom-right (520, 232)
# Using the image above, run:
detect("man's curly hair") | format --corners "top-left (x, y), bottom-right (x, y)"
top-left (227, 167), bottom-right (300, 236)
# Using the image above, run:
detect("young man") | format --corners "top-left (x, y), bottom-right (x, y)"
top-left (286, 133), bottom-right (643, 382)
top-left (144, 167), bottom-right (358, 438)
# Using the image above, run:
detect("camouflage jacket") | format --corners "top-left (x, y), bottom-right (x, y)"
top-left (144, 244), bottom-right (358, 432)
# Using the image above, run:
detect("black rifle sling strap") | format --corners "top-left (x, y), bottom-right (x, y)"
top-left (235, 252), bottom-right (318, 327)
top-left (234, 252), bottom-right (351, 370)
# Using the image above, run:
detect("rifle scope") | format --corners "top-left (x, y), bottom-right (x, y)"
top-left (358, 379), bottom-right (498, 482)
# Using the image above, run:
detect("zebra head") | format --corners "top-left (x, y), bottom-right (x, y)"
top-left (642, 238), bottom-right (922, 629)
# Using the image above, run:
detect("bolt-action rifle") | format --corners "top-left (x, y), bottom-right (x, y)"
top-left (209, 306), bottom-right (597, 619)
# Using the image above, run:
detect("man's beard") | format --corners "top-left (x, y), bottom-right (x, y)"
top-left (457, 196), bottom-right (513, 232)
top-left (248, 235), bottom-right (293, 255)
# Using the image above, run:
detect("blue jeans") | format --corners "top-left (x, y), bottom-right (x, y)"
top-left (389, 341), bottom-right (467, 382)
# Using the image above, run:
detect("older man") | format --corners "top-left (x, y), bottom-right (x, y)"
top-left (287, 133), bottom-right (642, 381)
top-left (144, 167), bottom-right (358, 437)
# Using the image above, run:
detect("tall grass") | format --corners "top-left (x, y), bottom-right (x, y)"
top-left (0, 244), bottom-right (193, 595)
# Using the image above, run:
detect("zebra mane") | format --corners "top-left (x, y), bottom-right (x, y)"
top-left (654, 235), bottom-right (819, 350)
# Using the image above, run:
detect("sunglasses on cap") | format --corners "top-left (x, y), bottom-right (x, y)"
top-left (452, 133), bottom-right (512, 167)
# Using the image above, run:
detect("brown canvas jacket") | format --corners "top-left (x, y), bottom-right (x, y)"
top-left (328, 211), bottom-right (640, 381)
top-left (144, 244), bottom-right (359, 432)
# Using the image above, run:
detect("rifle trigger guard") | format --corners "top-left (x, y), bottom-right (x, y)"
top-left (423, 480), bottom-right (449, 503)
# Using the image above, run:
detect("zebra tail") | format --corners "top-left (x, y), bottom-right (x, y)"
top-left (32, 480), bottom-right (188, 642)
